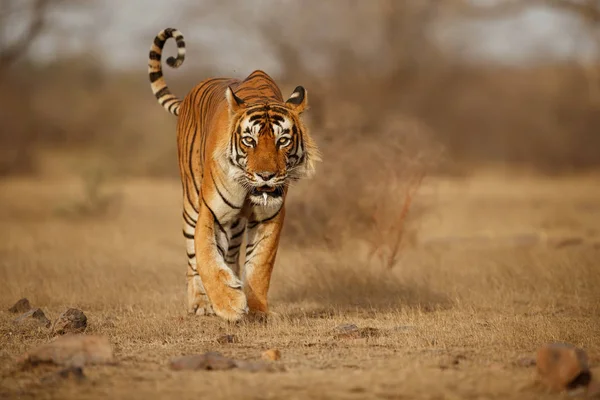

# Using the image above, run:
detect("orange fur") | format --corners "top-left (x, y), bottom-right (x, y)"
top-left (148, 28), bottom-right (319, 320)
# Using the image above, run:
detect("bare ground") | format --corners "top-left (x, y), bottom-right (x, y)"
top-left (1, 172), bottom-right (599, 399)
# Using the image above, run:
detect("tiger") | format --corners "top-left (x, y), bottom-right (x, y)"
top-left (148, 28), bottom-right (320, 321)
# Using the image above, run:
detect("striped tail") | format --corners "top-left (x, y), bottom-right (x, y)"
top-left (148, 28), bottom-right (186, 116)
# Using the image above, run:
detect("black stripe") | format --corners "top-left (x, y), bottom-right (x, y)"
top-left (228, 242), bottom-right (242, 251)
top-left (183, 230), bottom-right (194, 239)
top-left (246, 234), bottom-right (270, 256)
top-left (168, 101), bottom-right (180, 114)
top-left (202, 196), bottom-right (226, 236)
top-left (189, 79), bottom-right (217, 195)
top-left (183, 210), bottom-right (197, 227)
top-left (160, 96), bottom-right (177, 106)
top-left (154, 87), bottom-right (169, 99)
top-left (231, 219), bottom-right (240, 229)
top-left (149, 51), bottom-right (161, 60)
top-left (225, 255), bottom-right (239, 264)
top-left (149, 71), bottom-right (163, 83)
top-left (248, 209), bottom-right (281, 229)
top-left (231, 228), bottom-right (246, 240)
top-left (187, 252), bottom-right (195, 259)
top-left (216, 244), bottom-right (225, 257)
top-left (154, 36), bottom-right (164, 48)
top-left (177, 40), bottom-right (186, 48)
top-left (211, 170), bottom-right (242, 209)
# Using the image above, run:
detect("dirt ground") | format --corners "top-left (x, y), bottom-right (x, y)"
top-left (1, 171), bottom-right (599, 399)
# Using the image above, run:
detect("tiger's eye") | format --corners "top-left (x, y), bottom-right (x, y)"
top-left (242, 137), bottom-right (256, 147)
top-left (278, 137), bottom-right (291, 147)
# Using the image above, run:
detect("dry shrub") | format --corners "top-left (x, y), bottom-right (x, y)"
top-left (275, 117), bottom-right (445, 309)
top-left (284, 115), bottom-right (444, 265)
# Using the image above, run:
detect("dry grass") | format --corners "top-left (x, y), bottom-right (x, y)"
top-left (1, 172), bottom-right (600, 399)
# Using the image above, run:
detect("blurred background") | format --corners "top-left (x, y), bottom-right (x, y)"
top-left (1, 0), bottom-right (599, 252)
top-left (2, 0), bottom-right (599, 178)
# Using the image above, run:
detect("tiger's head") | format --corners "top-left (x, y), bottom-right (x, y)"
top-left (224, 86), bottom-right (320, 207)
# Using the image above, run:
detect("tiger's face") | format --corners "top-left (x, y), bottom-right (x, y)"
top-left (225, 86), bottom-right (318, 207)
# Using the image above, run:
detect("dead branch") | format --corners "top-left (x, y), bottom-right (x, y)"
top-left (0, 0), bottom-right (50, 72)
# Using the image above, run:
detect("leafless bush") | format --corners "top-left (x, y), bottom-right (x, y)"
top-left (284, 116), bottom-right (443, 261)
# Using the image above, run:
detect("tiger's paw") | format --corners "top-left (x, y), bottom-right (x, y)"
top-left (187, 296), bottom-right (216, 316)
top-left (187, 276), bottom-right (215, 316)
top-left (209, 274), bottom-right (248, 322)
top-left (188, 303), bottom-right (216, 316)
top-left (246, 309), bottom-right (280, 324)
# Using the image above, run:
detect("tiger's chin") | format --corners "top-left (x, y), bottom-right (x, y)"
top-left (248, 185), bottom-right (284, 207)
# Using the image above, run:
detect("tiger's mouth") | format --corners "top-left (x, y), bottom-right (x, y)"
top-left (250, 185), bottom-right (284, 198)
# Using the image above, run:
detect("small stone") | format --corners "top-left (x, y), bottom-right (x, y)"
top-left (261, 348), bottom-right (281, 361)
top-left (170, 352), bottom-right (237, 371)
top-left (52, 308), bottom-right (87, 335)
top-left (19, 335), bottom-right (114, 368)
top-left (536, 343), bottom-right (591, 392)
top-left (14, 308), bottom-right (51, 328)
top-left (216, 334), bottom-right (238, 344)
top-left (8, 298), bottom-right (32, 313)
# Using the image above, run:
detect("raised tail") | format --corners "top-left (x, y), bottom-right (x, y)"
top-left (148, 28), bottom-right (186, 116)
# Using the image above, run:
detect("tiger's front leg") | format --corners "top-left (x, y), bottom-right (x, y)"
top-left (243, 207), bottom-right (285, 315)
top-left (195, 200), bottom-right (248, 321)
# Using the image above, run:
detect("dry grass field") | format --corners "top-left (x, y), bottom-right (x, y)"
top-left (1, 171), bottom-right (600, 399)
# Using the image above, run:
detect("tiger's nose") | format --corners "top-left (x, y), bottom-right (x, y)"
top-left (256, 171), bottom-right (276, 181)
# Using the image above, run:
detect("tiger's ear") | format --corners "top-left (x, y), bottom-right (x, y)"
top-left (226, 86), bottom-right (245, 114)
top-left (285, 86), bottom-right (308, 113)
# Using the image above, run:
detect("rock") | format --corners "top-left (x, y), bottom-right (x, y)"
top-left (536, 343), bottom-right (591, 392)
top-left (19, 334), bottom-right (114, 368)
top-left (333, 324), bottom-right (380, 340)
top-left (261, 348), bottom-right (281, 361)
top-left (8, 298), bottom-right (31, 313)
top-left (14, 308), bottom-right (51, 328)
top-left (52, 308), bottom-right (87, 335)
top-left (170, 352), bottom-right (237, 371)
top-left (216, 334), bottom-right (238, 344)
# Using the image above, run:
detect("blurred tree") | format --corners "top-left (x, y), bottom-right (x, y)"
top-left (0, 0), bottom-right (49, 74)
